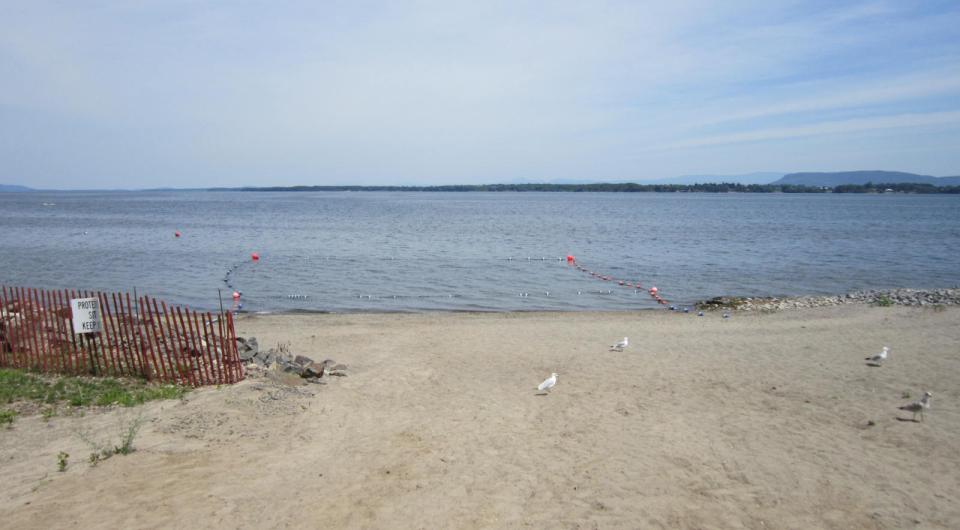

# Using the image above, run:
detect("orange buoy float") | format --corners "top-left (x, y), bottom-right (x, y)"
top-left (232, 291), bottom-right (241, 300)
top-left (566, 255), bottom-right (575, 263)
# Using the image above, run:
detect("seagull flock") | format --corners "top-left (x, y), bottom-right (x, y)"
top-left (535, 340), bottom-right (935, 424)
top-left (862, 346), bottom-right (934, 422)
top-left (536, 337), bottom-right (627, 394)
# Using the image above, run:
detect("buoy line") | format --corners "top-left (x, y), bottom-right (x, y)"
top-left (221, 252), bottom-right (672, 310)
top-left (565, 255), bottom-right (669, 305)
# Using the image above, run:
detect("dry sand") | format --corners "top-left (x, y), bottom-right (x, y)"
top-left (1, 305), bottom-right (959, 529)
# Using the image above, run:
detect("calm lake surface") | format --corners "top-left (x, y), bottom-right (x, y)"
top-left (1, 191), bottom-right (958, 313)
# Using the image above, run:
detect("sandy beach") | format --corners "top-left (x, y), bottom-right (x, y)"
top-left (2, 304), bottom-right (959, 529)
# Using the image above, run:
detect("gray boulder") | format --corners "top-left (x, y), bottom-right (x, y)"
top-left (237, 337), bottom-right (259, 360)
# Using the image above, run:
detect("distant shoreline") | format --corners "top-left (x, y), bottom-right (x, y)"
top-left (228, 183), bottom-right (960, 194)
top-left (6, 183), bottom-right (960, 194)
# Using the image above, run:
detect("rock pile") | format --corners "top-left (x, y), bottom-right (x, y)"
top-left (697, 288), bottom-right (960, 313)
top-left (236, 337), bottom-right (347, 382)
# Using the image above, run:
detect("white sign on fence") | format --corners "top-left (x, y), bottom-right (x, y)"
top-left (70, 297), bottom-right (103, 334)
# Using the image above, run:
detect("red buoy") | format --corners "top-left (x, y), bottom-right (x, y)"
top-left (649, 286), bottom-right (658, 293)
top-left (232, 291), bottom-right (241, 300)
top-left (251, 252), bottom-right (260, 262)
top-left (174, 230), bottom-right (181, 238)
top-left (566, 255), bottom-right (575, 262)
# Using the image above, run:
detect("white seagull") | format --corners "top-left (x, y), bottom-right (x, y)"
top-left (610, 337), bottom-right (629, 352)
top-left (899, 391), bottom-right (933, 422)
top-left (866, 346), bottom-right (889, 364)
top-left (537, 373), bottom-right (558, 393)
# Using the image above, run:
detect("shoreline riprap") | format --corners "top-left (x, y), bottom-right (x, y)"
top-left (697, 288), bottom-right (960, 312)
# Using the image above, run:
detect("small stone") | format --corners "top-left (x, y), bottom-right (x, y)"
top-left (256, 352), bottom-right (275, 367)
top-left (301, 362), bottom-right (325, 378)
top-left (294, 355), bottom-right (314, 367)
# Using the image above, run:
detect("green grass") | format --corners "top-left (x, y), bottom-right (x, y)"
top-left (874, 296), bottom-right (894, 307)
top-left (0, 369), bottom-right (187, 421)
top-left (0, 409), bottom-right (16, 426)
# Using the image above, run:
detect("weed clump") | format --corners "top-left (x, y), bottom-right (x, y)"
top-left (79, 413), bottom-right (147, 466)
top-left (874, 296), bottom-right (894, 307)
top-left (57, 451), bottom-right (69, 472)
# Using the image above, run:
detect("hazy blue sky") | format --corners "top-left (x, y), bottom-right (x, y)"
top-left (2, 1), bottom-right (959, 189)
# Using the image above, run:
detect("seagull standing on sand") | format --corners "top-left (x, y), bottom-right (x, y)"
top-left (537, 373), bottom-right (558, 393)
top-left (866, 346), bottom-right (889, 364)
top-left (899, 391), bottom-right (933, 421)
top-left (610, 337), bottom-right (628, 352)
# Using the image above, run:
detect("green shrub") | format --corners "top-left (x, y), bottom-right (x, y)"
top-left (875, 296), bottom-right (894, 307)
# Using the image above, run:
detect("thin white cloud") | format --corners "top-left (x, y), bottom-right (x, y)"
top-left (690, 69), bottom-right (960, 128)
top-left (645, 110), bottom-right (960, 152)
top-left (1, 1), bottom-right (959, 187)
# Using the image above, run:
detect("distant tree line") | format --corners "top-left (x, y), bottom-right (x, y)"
top-left (233, 182), bottom-right (960, 193)
top-left (832, 182), bottom-right (960, 194)
top-left (236, 183), bottom-right (825, 193)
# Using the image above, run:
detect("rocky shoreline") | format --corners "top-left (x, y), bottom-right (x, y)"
top-left (696, 288), bottom-right (960, 312)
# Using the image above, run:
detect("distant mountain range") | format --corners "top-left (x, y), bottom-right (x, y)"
top-left (772, 171), bottom-right (960, 187)
top-left (0, 184), bottom-right (33, 192)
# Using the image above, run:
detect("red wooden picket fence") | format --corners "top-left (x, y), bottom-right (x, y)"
top-left (0, 286), bottom-right (244, 386)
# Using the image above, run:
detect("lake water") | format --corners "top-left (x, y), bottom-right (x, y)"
top-left (1, 191), bottom-right (958, 313)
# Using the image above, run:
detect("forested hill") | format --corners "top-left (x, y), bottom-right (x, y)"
top-left (0, 184), bottom-right (33, 192)
top-left (773, 171), bottom-right (960, 187)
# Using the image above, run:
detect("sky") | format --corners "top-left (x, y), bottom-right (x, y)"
top-left (1, 0), bottom-right (959, 189)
